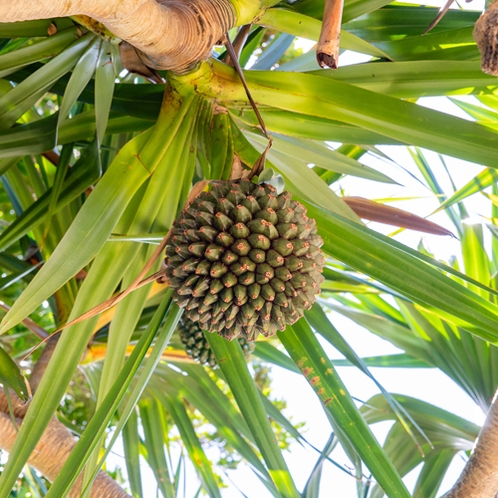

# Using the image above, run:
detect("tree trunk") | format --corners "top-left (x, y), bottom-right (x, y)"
top-left (474, 0), bottom-right (498, 76)
top-left (445, 391), bottom-right (498, 497)
top-left (0, 411), bottom-right (130, 497)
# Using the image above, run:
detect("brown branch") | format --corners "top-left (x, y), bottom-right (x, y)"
top-left (445, 390), bottom-right (498, 497)
top-left (474, 1), bottom-right (498, 76)
top-left (29, 333), bottom-right (61, 393)
top-left (224, 35), bottom-right (272, 149)
top-left (317, 0), bottom-right (345, 69)
top-left (42, 150), bottom-right (60, 166)
top-left (0, 0), bottom-right (236, 73)
top-left (224, 25), bottom-right (252, 66)
top-left (0, 332), bottom-right (59, 417)
top-left (0, 330), bottom-right (129, 495)
top-left (423, 0), bottom-right (454, 35)
top-left (0, 301), bottom-right (49, 340)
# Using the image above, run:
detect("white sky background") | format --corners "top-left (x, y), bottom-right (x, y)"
top-left (111, 0), bottom-right (495, 495)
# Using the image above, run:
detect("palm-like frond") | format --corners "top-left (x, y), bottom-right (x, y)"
top-left (0, 1), bottom-right (496, 496)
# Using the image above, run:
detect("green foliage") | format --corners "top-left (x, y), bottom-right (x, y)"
top-left (0, 2), bottom-right (497, 497)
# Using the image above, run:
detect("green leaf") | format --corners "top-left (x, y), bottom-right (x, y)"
top-left (159, 391), bottom-right (222, 498)
top-left (258, 392), bottom-right (304, 444)
top-left (332, 353), bottom-right (432, 368)
top-left (266, 133), bottom-right (396, 183)
top-left (253, 342), bottom-right (300, 373)
top-left (209, 110), bottom-right (233, 180)
top-left (256, 8), bottom-right (390, 59)
top-left (154, 364), bottom-right (278, 493)
top-left (0, 93), bottom-right (196, 335)
top-left (206, 333), bottom-right (300, 498)
top-left (302, 434), bottom-right (337, 498)
top-left (0, 157), bottom-right (20, 176)
top-left (305, 202), bottom-right (498, 342)
top-left (361, 392), bottom-right (476, 496)
top-left (95, 41), bottom-right (116, 144)
top-left (0, 19), bottom-right (74, 38)
top-left (291, 0), bottom-right (393, 23)
top-left (237, 129), bottom-right (359, 221)
top-left (0, 27), bottom-right (80, 78)
top-left (436, 167), bottom-right (498, 211)
top-left (374, 26), bottom-right (477, 61)
top-left (240, 27), bottom-right (265, 67)
top-left (41, 143), bottom-right (74, 249)
top-left (251, 33), bottom-right (295, 70)
top-left (121, 409), bottom-right (143, 498)
top-left (306, 305), bottom-right (430, 453)
top-left (408, 147), bottom-right (461, 234)
top-left (278, 320), bottom-right (411, 497)
top-left (0, 139), bottom-right (100, 252)
top-left (204, 61), bottom-right (498, 167)
top-left (413, 449), bottom-right (456, 498)
top-left (343, 5), bottom-right (477, 41)
top-left (361, 393), bottom-right (479, 445)
top-left (139, 397), bottom-right (175, 498)
top-left (44, 296), bottom-right (180, 498)
top-left (0, 113), bottom-right (58, 159)
top-left (0, 32), bottom-right (95, 131)
top-left (57, 38), bottom-right (100, 127)
top-left (0, 345), bottom-right (29, 401)
top-left (232, 108), bottom-right (402, 145)
top-left (319, 61), bottom-right (497, 98)
top-left (343, 0), bottom-right (394, 22)
top-left (0, 96), bottom-right (198, 496)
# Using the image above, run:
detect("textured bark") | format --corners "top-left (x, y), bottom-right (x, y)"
top-left (474, 1), bottom-right (498, 76)
top-left (0, 411), bottom-right (130, 498)
top-left (0, 335), bottom-right (130, 496)
top-left (0, 0), bottom-right (236, 72)
top-left (316, 0), bottom-right (344, 69)
top-left (445, 391), bottom-right (498, 497)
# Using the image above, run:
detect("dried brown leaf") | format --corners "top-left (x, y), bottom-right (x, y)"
top-left (343, 196), bottom-right (454, 236)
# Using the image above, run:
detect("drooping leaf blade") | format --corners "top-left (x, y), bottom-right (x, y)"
top-left (278, 319), bottom-right (411, 497)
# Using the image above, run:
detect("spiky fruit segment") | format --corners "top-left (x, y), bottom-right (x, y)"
top-left (165, 180), bottom-right (325, 340)
top-left (178, 317), bottom-right (254, 368)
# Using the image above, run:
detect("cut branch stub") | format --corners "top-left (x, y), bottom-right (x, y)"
top-left (474, 1), bottom-right (498, 76)
top-left (317, 0), bottom-right (345, 69)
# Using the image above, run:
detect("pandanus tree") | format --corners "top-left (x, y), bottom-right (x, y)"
top-left (1, 0), bottom-right (498, 496)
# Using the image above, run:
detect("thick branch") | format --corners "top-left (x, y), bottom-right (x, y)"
top-left (474, 1), bottom-right (498, 76)
top-left (0, 337), bottom-right (129, 496)
top-left (445, 390), bottom-right (498, 497)
top-left (0, 0), bottom-right (235, 72)
top-left (0, 412), bottom-right (130, 498)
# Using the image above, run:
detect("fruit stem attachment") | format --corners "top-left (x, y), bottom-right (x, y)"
top-left (224, 34), bottom-right (270, 140)
top-left (224, 34), bottom-right (273, 179)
